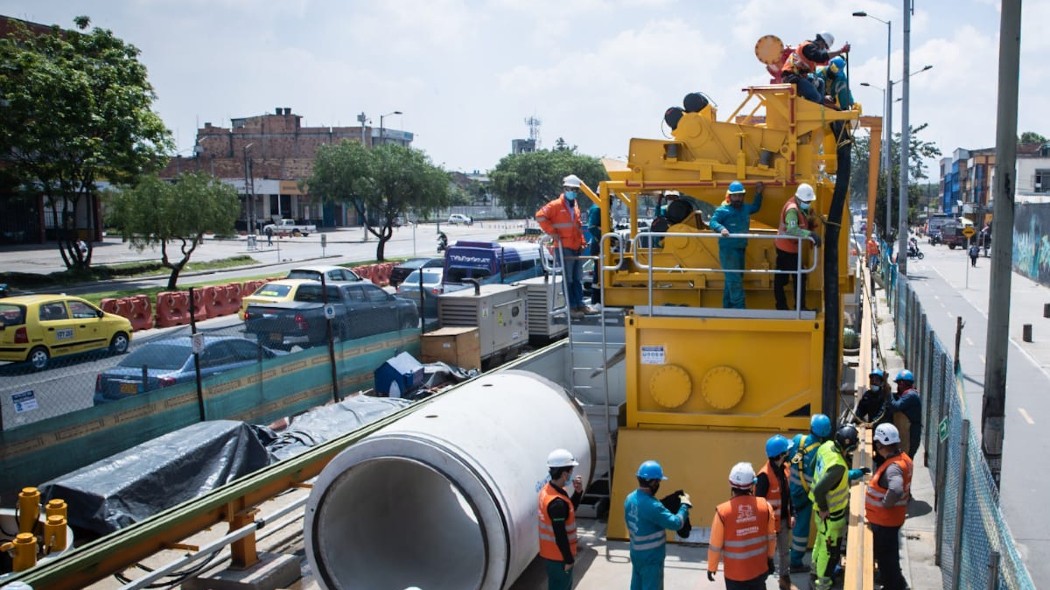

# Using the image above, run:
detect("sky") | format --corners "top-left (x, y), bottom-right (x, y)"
top-left (2, 0), bottom-right (1048, 177)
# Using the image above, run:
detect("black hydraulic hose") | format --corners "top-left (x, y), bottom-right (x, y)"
top-left (822, 132), bottom-right (853, 416)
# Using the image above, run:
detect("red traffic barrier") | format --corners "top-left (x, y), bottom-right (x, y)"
top-left (155, 291), bottom-right (190, 327)
top-left (100, 298), bottom-right (119, 314)
top-left (130, 295), bottom-right (154, 331)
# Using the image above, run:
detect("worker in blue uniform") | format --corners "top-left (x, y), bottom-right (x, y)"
top-left (707, 180), bottom-right (765, 308)
top-left (624, 460), bottom-right (691, 590)
top-left (787, 414), bottom-right (833, 572)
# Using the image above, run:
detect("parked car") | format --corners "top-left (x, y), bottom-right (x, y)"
top-left (394, 268), bottom-right (444, 316)
top-left (239, 279), bottom-right (316, 320)
top-left (244, 281), bottom-right (419, 349)
top-left (389, 257), bottom-right (445, 287)
top-left (93, 336), bottom-right (283, 405)
top-left (286, 265), bottom-right (362, 283)
top-left (262, 218), bottom-right (316, 236)
top-left (0, 295), bottom-right (132, 371)
top-left (447, 213), bottom-right (473, 225)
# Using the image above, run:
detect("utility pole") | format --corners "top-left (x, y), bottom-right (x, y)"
top-left (243, 143), bottom-right (254, 235)
top-left (983, 0), bottom-right (1022, 489)
top-left (897, 0), bottom-right (910, 276)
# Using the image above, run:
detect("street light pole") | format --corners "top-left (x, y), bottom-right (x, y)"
top-left (898, 0), bottom-right (912, 276)
top-left (853, 11), bottom-right (893, 240)
top-left (379, 110), bottom-right (402, 147)
top-left (242, 143), bottom-right (255, 235)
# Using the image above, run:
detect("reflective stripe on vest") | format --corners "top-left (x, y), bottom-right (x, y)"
top-left (535, 195), bottom-right (586, 250)
top-left (781, 40), bottom-right (820, 75)
top-left (759, 461), bottom-right (788, 530)
top-left (538, 483), bottom-right (577, 561)
top-left (775, 199), bottom-right (810, 253)
top-left (629, 529), bottom-right (666, 552)
top-left (865, 453), bottom-right (913, 527)
top-left (810, 441), bottom-right (850, 512)
top-left (716, 496), bottom-right (773, 581)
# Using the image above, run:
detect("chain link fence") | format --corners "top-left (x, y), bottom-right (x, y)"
top-left (891, 274), bottom-right (1035, 589)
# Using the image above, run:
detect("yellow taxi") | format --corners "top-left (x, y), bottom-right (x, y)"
top-left (238, 279), bottom-right (316, 320)
top-left (0, 294), bottom-right (133, 370)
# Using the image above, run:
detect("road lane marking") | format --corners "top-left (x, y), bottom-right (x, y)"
top-left (966, 337), bottom-right (974, 346)
top-left (1019, 408), bottom-right (1035, 425)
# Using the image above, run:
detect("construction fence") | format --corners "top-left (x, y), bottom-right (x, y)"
top-left (890, 270), bottom-right (1036, 589)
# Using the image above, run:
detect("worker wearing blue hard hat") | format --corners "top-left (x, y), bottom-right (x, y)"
top-left (756, 435), bottom-right (795, 589)
top-left (854, 368), bottom-right (890, 426)
top-left (889, 370), bottom-right (923, 458)
top-left (707, 180), bottom-right (765, 309)
top-left (624, 460), bottom-right (691, 589)
top-left (787, 414), bottom-right (833, 573)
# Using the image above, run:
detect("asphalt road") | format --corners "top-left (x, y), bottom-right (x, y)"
top-left (902, 239), bottom-right (1050, 586)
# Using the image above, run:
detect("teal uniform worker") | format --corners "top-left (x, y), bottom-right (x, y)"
top-left (787, 414), bottom-right (832, 572)
top-left (624, 460), bottom-right (691, 590)
top-left (707, 180), bottom-right (765, 308)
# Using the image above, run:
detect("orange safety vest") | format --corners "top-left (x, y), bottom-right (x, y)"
top-left (536, 195), bottom-right (587, 250)
top-left (775, 198), bottom-right (811, 253)
top-left (758, 461), bottom-right (789, 531)
top-left (866, 238), bottom-right (880, 256)
top-left (538, 483), bottom-right (577, 561)
top-left (865, 453), bottom-right (913, 527)
top-left (714, 496), bottom-right (773, 582)
top-left (781, 40), bottom-right (821, 76)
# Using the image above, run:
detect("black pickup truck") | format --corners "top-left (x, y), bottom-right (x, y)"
top-left (244, 281), bottom-right (418, 349)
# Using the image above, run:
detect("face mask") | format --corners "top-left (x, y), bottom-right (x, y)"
top-left (564, 190), bottom-right (576, 200)
top-left (870, 385), bottom-right (881, 392)
top-left (799, 201), bottom-right (811, 212)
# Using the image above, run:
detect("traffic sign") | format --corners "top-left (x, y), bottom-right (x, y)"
top-left (324, 304), bottom-right (336, 320)
top-left (939, 417), bottom-right (949, 442)
top-left (962, 226), bottom-right (976, 238)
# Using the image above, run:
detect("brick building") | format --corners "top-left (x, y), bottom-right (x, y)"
top-left (160, 107), bottom-right (413, 231)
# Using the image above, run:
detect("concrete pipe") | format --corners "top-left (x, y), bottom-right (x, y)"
top-left (305, 370), bottom-right (594, 590)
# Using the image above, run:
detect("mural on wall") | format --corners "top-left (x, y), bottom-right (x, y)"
top-left (1013, 203), bottom-right (1050, 285)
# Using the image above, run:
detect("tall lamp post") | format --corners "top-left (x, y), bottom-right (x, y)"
top-left (378, 110), bottom-right (403, 146)
top-left (242, 143), bottom-right (255, 235)
top-left (853, 11), bottom-right (892, 240)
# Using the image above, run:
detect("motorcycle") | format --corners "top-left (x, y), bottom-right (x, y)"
top-left (436, 233), bottom-right (448, 253)
top-left (907, 243), bottom-right (925, 259)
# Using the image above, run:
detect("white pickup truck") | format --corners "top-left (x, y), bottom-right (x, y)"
top-left (262, 219), bottom-right (317, 236)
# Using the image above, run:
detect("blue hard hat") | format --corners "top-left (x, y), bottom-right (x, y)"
top-left (870, 368), bottom-right (887, 379)
top-left (829, 56), bottom-right (846, 75)
top-left (728, 181), bottom-right (746, 194)
top-left (636, 460), bottom-right (667, 480)
top-left (765, 434), bottom-right (791, 458)
top-left (810, 414), bottom-right (832, 438)
top-left (895, 369), bottom-right (915, 383)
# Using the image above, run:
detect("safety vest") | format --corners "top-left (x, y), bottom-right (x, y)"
top-left (789, 434), bottom-right (823, 493)
top-left (537, 483), bottom-right (577, 561)
top-left (781, 40), bottom-right (820, 76)
top-left (714, 496), bottom-right (773, 581)
top-left (536, 195), bottom-right (587, 250)
top-left (865, 453), bottom-right (913, 527)
top-left (759, 461), bottom-right (789, 531)
top-left (866, 239), bottom-right (880, 256)
top-left (775, 199), bottom-right (811, 253)
top-left (809, 442), bottom-right (850, 513)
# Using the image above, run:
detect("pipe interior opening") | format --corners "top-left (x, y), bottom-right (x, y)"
top-left (313, 457), bottom-right (487, 590)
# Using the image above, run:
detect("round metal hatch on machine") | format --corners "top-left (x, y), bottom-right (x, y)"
top-left (701, 365), bottom-right (745, 409)
top-left (648, 364), bottom-right (692, 408)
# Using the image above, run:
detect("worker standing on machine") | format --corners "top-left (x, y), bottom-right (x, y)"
top-left (757, 435), bottom-right (795, 590)
top-left (537, 449), bottom-right (585, 590)
top-left (809, 425), bottom-right (869, 590)
top-left (536, 174), bottom-right (595, 318)
top-left (787, 414), bottom-right (832, 573)
top-left (774, 183), bottom-right (821, 311)
top-left (707, 180), bottom-right (765, 309)
top-left (706, 462), bottom-right (776, 589)
top-left (866, 424), bottom-right (913, 590)
top-left (624, 460), bottom-right (691, 590)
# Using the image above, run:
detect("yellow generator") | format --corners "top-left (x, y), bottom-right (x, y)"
top-left (587, 83), bottom-right (863, 539)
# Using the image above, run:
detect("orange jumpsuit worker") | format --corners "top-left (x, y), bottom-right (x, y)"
top-left (707, 462), bottom-right (777, 589)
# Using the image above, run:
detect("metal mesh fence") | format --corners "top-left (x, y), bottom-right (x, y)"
top-left (891, 276), bottom-right (1036, 589)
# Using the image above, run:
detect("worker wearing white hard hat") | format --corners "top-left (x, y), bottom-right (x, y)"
top-left (536, 175), bottom-right (595, 318)
top-left (780, 31), bottom-right (851, 104)
top-left (707, 462), bottom-right (776, 587)
top-left (773, 183), bottom-right (823, 312)
top-left (866, 424), bottom-right (913, 590)
top-left (537, 448), bottom-right (584, 590)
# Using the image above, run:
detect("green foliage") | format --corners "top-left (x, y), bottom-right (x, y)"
top-left (489, 148), bottom-right (608, 218)
top-left (106, 172), bottom-right (240, 289)
top-left (1019, 131), bottom-right (1048, 145)
top-left (0, 16), bottom-right (172, 269)
top-left (309, 141), bottom-right (450, 260)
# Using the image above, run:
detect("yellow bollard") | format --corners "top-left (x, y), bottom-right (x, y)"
top-left (0, 532), bottom-right (38, 571)
top-left (45, 498), bottom-right (67, 520)
top-left (44, 514), bottom-right (67, 553)
top-left (17, 487), bottom-right (40, 534)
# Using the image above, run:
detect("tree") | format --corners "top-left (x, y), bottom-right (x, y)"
top-left (489, 148), bottom-right (607, 218)
top-left (1019, 131), bottom-right (1047, 145)
top-left (0, 17), bottom-right (172, 269)
top-left (106, 173), bottom-right (240, 289)
top-left (848, 124), bottom-right (942, 240)
top-left (309, 141), bottom-right (450, 261)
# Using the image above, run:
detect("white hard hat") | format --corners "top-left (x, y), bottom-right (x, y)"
top-left (874, 423), bottom-right (901, 445)
top-left (728, 462), bottom-right (756, 488)
top-left (795, 183), bottom-right (816, 202)
top-left (817, 31), bottom-right (835, 47)
top-left (547, 448), bottom-right (579, 468)
top-left (562, 174), bottom-right (582, 188)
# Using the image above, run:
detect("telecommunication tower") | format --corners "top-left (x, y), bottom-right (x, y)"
top-left (525, 116), bottom-right (542, 150)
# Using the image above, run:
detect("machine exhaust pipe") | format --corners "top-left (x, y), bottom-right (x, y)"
top-left (305, 370), bottom-right (595, 590)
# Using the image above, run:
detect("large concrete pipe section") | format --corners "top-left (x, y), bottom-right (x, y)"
top-left (304, 370), bottom-right (594, 590)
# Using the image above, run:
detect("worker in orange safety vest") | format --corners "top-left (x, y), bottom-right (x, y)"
top-left (537, 448), bottom-right (584, 590)
top-left (536, 174), bottom-right (595, 318)
top-left (707, 462), bottom-right (777, 589)
top-left (865, 424), bottom-right (913, 590)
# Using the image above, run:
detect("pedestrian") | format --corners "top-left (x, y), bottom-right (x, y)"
top-left (707, 181), bottom-right (765, 309)
top-left (536, 174), bottom-right (595, 319)
top-left (707, 462), bottom-right (776, 589)
top-left (537, 449), bottom-right (585, 590)
top-left (809, 425), bottom-right (869, 590)
top-left (866, 235), bottom-right (880, 273)
top-left (265, 225), bottom-right (274, 246)
top-left (889, 370), bottom-right (923, 458)
top-left (774, 183), bottom-right (821, 311)
top-left (969, 243), bottom-right (979, 267)
top-left (780, 32), bottom-right (851, 105)
top-left (787, 414), bottom-right (833, 573)
top-left (624, 460), bottom-right (691, 590)
top-left (865, 424), bottom-right (913, 590)
top-left (756, 436), bottom-right (794, 590)
top-left (853, 369), bottom-right (890, 427)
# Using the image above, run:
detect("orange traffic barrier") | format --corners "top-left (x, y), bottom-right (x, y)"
top-left (130, 295), bottom-right (154, 331)
top-left (202, 286), bottom-right (222, 319)
top-left (224, 284), bottom-right (243, 315)
top-left (375, 263), bottom-right (392, 286)
top-left (114, 297), bottom-right (133, 320)
top-left (189, 289), bottom-right (208, 322)
top-left (354, 265), bottom-right (372, 281)
top-left (155, 291), bottom-right (190, 327)
top-left (100, 298), bottom-right (119, 314)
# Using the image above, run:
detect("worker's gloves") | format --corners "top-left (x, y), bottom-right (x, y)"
top-left (707, 571), bottom-right (717, 582)
top-left (811, 234), bottom-right (823, 248)
top-left (767, 558), bottom-right (776, 576)
top-left (848, 467), bottom-right (871, 481)
top-left (679, 492), bottom-right (692, 508)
